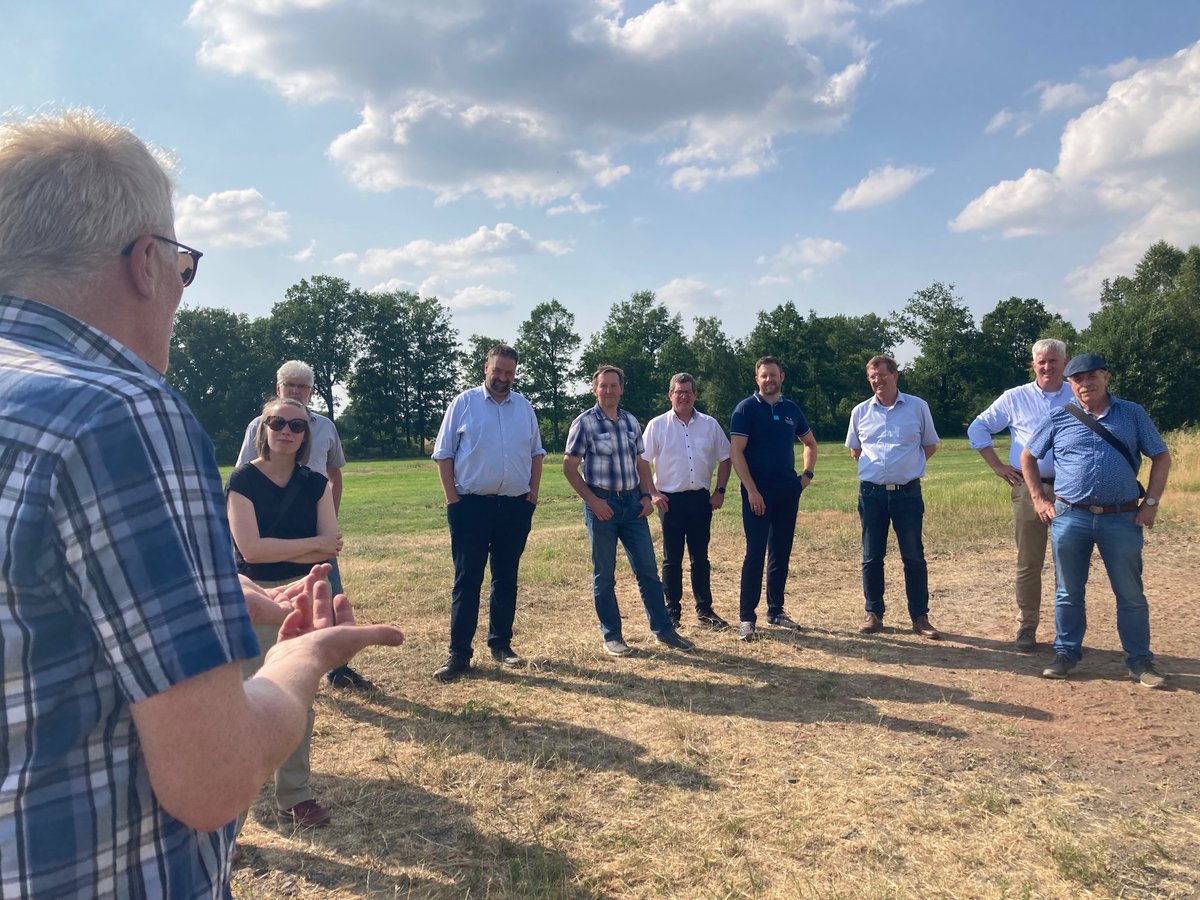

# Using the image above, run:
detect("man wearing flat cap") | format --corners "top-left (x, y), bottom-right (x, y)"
top-left (1020, 353), bottom-right (1171, 687)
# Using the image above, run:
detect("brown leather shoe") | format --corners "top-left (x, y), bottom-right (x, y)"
top-left (911, 615), bottom-right (942, 640)
top-left (859, 613), bottom-right (883, 634)
top-left (281, 799), bottom-right (331, 827)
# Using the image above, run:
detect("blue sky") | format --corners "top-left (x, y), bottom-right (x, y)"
top-left (5, 1), bottom-right (1200, 350)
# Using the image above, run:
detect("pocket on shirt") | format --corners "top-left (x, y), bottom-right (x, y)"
top-left (593, 434), bottom-right (614, 455)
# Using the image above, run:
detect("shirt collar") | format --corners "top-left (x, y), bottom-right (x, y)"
top-left (0, 294), bottom-right (164, 383)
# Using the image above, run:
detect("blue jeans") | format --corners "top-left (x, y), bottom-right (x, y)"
top-left (858, 480), bottom-right (929, 621)
top-left (584, 491), bottom-right (675, 641)
top-left (739, 480), bottom-right (801, 623)
top-left (447, 493), bottom-right (536, 658)
top-left (1050, 502), bottom-right (1152, 667)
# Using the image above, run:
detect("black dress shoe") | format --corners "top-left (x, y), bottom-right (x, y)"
top-left (490, 646), bottom-right (524, 667)
top-left (327, 665), bottom-right (374, 690)
top-left (434, 655), bottom-right (470, 682)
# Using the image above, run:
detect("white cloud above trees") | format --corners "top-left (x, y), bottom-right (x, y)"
top-left (755, 235), bottom-right (848, 283)
top-left (833, 164), bottom-right (932, 211)
top-left (175, 188), bottom-right (289, 248)
top-left (188, 0), bottom-right (870, 205)
top-left (955, 40), bottom-right (1200, 294)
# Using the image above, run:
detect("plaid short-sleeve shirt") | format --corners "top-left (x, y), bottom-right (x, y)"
top-left (0, 296), bottom-right (259, 899)
top-left (565, 405), bottom-right (645, 492)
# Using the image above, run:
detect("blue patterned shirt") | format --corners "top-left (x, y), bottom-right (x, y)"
top-left (1025, 396), bottom-right (1167, 506)
top-left (565, 405), bottom-right (645, 492)
top-left (0, 296), bottom-right (259, 899)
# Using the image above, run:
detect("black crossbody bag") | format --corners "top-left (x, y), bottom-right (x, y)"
top-left (1063, 404), bottom-right (1145, 498)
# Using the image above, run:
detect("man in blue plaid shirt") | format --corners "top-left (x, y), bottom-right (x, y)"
top-left (563, 365), bottom-right (696, 656)
top-left (0, 111), bottom-right (404, 898)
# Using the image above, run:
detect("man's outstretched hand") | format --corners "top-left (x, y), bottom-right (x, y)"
top-left (265, 564), bottom-right (405, 671)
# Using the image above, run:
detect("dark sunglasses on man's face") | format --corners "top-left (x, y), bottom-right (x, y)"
top-left (120, 234), bottom-right (204, 287)
top-left (264, 416), bottom-right (308, 433)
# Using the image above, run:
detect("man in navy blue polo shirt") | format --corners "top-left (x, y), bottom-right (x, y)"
top-left (729, 356), bottom-right (818, 640)
top-left (846, 355), bottom-right (941, 639)
top-left (1021, 353), bottom-right (1170, 687)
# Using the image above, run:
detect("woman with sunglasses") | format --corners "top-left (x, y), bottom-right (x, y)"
top-left (225, 396), bottom-right (343, 837)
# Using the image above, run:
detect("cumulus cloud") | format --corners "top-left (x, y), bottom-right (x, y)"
top-left (349, 223), bottom-right (570, 284)
top-left (833, 164), bottom-right (932, 211)
top-left (756, 235), bottom-right (847, 283)
top-left (174, 188), bottom-right (288, 248)
top-left (656, 276), bottom-right (726, 314)
top-left (188, 0), bottom-right (870, 204)
top-left (954, 41), bottom-right (1200, 295)
top-left (447, 284), bottom-right (515, 312)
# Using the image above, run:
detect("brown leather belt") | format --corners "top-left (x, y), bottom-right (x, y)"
top-left (1056, 496), bottom-right (1138, 514)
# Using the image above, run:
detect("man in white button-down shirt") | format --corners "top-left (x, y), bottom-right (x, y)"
top-left (968, 339), bottom-right (1072, 652)
top-left (642, 374), bottom-right (734, 629)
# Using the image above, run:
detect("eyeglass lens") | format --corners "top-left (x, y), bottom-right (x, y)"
top-left (265, 417), bottom-right (307, 433)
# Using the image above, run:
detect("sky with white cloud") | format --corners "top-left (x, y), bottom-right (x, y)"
top-left (4, 0), bottom-right (1199, 349)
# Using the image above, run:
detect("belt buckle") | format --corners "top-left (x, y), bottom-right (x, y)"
top-left (1088, 504), bottom-right (1104, 514)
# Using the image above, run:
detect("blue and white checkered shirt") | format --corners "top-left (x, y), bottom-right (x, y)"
top-left (565, 405), bottom-right (645, 492)
top-left (0, 296), bottom-right (259, 899)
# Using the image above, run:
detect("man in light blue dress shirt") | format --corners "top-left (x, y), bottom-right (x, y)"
top-left (846, 355), bottom-right (941, 639)
top-left (968, 339), bottom-right (1073, 651)
top-left (431, 345), bottom-right (546, 682)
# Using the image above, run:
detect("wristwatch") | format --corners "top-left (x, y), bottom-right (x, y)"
top-left (716, 486), bottom-right (727, 494)
top-left (639, 491), bottom-right (652, 500)
top-left (1143, 496), bottom-right (1159, 507)
top-left (802, 470), bottom-right (814, 480)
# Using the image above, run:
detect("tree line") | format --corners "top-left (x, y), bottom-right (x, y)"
top-left (168, 240), bottom-right (1200, 464)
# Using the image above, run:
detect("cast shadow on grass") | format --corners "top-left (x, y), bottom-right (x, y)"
top-left (331, 694), bottom-right (714, 791)
top-left (947, 633), bottom-right (1200, 693)
top-left (509, 650), bottom-right (1045, 733)
top-left (239, 776), bottom-right (597, 898)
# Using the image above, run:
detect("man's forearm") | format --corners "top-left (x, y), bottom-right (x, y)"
top-left (714, 459), bottom-right (732, 489)
top-left (529, 454), bottom-right (544, 499)
top-left (730, 442), bottom-right (756, 495)
top-left (436, 457), bottom-right (459, 503)
top-left (1019, 449), bottom-right (1044, 500)
top-left (1145, 451), bottom-right (1171, 499)
top-left (562, 456), bottom-right (597, 503)
top-left (329, 467), bottom-right (343, 515)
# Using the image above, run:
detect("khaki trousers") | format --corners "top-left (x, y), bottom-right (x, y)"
top-left (1012, 481), bottom-right (1054, 629)
top-left (236, 617), bottom-right (317, 835)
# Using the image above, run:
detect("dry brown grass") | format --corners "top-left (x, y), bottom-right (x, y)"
top-left (233, 436), bottom-right (1200, 899)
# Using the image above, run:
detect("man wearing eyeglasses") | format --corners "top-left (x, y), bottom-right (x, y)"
top-left (430, 345), bottom-right (546, 682)
top-left (237, 360), bottom-right (370, 693)
top-left (0, 111), bottom-right (404, 899)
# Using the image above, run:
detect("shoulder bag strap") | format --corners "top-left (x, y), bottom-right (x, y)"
top-left (1063, 403), bottom-right (1145, 496)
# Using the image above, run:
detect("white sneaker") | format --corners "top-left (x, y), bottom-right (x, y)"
top-left (738, 621), bottom-right (755, 641)
top-left (603, 639), bottom-right (632, 657)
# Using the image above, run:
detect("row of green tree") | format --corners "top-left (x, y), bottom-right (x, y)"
top-left (169, 240), bottom-right (1199, 463)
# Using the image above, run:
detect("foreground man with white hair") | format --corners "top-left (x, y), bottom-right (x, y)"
top-left (0, 111), bottom-right (404, 898)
